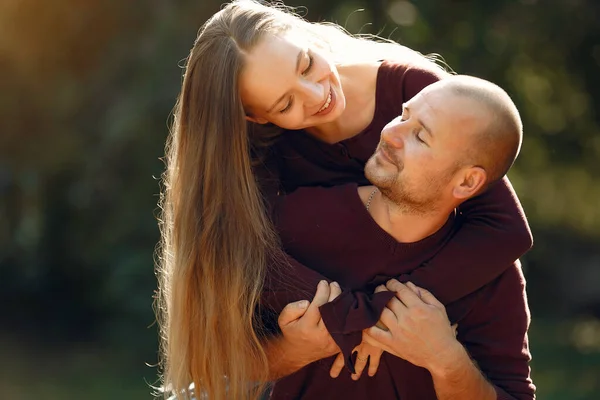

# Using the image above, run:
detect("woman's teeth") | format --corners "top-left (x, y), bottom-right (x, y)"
top-left (318, 91), bottom-right (332, 113)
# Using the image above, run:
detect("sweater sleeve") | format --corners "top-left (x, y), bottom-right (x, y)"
top-left (260, 253), bottom-right (395, 339)
top-left (255, 156), bottom-right (396, 364)
top-left (459, 262), bottom-right (536, 399)
top-left (318, 177), bottom-right (532, 372)
top-left (389, 176), bottom-right (533, 304)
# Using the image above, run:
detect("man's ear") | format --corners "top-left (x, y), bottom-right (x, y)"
top-left (452, 166), bottom-right (486, 200)
top-left (245, 114), bottom-right (269, 124)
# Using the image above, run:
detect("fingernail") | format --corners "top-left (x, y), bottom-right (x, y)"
top-left (297, 300), bottom-right (309, 309)
top-left (319, 280), bottom-right (327, 286)
top-left (332, 281), bottom-right (340, 288)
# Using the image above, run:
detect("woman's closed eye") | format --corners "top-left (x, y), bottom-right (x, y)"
top-left (280, 96), bottom-right (294, 114)
top-left (279, 53), bottom-right (313, 113)
top-left (301, 53), bottom-right (314, 76)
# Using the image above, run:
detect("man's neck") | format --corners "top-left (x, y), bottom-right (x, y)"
top-left (358, 185), bottom-right (452, 243)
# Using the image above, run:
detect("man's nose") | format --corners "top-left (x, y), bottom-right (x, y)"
top-left (381, 118), bottom-right (405, 149)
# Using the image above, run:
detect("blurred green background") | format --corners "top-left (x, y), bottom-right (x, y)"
top-left (1, 0), bottom-right (599, 398)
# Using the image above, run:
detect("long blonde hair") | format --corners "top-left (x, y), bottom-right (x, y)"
top-left (156, 1), bottom-right (447, 399)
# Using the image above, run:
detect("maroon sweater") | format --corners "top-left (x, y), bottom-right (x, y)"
top-left (267, 184), bottom-right (534, 399)
top-left (255, 62), bottom-right (534, 398)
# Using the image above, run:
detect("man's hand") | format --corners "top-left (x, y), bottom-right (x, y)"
top-left (363, 280), bottom-right (459, 372)
top-left (277, 280), bottom-right (342, 367)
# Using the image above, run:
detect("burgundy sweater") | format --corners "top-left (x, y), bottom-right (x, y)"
top-left (266, 184), bottom-right (534, 399)
top-left (255, 62), bottom-right (534, 398)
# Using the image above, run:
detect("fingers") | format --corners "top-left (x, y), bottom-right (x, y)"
top-left (374, 284), bottom-right (388, 293)
top-left (405, 281), bottom-right (422, 297)
top-left (386, 296), bottom-right (406, 318)
top-left (351, 349), bottom-right (369, 380)
top-left (329, 352), bottom-right (345, 378)
top-left (379, 306), bottom-right (397, 329)
top-left (406, 281), bottom-right (444, 308)
top-left (277, 300), bottom-right (309, 327)
top-left (328, 281), bottom-right (342, 302)
top-left (367, 348), bottom-right (382, 377)
top-left (318, 281), bottom-right (341, 329)
top-left (375, 319), bottom-right (389, 331)
top-left (386, 279), bottom-right (421, 307)
top-left (304, 280), bottom-right (331, 325)
top-left (364, 328), bottom-right (393, 353)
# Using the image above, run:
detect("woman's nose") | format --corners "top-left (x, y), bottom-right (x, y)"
top-left (299, 80), bottom-right (325, 105)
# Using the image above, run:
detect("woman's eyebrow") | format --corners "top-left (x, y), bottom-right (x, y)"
top-left (266, 50), bottom-right (304, 113)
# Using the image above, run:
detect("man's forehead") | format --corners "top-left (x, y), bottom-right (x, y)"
top-left (414, 88), bottom-right (482, 118)
top-left (409, 88), bottom-right (488, 143)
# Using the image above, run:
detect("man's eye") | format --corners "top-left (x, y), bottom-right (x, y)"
top-left (415, 130), bottom-right (426, 144)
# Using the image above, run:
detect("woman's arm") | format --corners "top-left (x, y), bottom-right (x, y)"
top-left (317, 177), bottom-right (532, 372)
top-left (256, 156), bottom-right (532, 375)
top-left (260, 252), bottom-right (395, 377)
top-left (385, 176), bottom-right (532, 305)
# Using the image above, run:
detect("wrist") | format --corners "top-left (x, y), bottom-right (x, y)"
top-left (427, 339), bottom-right (470, 380)
top-left (266, 336), bottom-right (310, 380)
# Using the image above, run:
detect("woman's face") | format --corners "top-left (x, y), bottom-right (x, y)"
top-left (239, 31), bottom-right (346, 130)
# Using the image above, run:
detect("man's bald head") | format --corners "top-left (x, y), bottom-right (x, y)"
top-left (437, 75), bottom-right (523, 186)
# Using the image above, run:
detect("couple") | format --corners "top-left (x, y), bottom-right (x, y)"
top-left (156, 1), bottom-right (535, 399)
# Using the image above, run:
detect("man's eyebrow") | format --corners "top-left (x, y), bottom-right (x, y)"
top-left (405, 105), bottom-right (433, 139)
top-left (266, 50), bottom-right (304, 113)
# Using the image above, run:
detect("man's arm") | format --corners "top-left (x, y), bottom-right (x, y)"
top-left (427, 340), bottom-right (496, 399)
top-left (363, 280), bottom-right (496, 399)
top-left (261, 281), bottom-right (341, 380)
top-left (364, 278), bottom-right (534, 400)
top-left (456, 262), bottom-right (535, 399)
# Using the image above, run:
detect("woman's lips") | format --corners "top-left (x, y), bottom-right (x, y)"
top-left (315, 87), bottom-right (335, 116)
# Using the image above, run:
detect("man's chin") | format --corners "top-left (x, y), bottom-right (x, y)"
top-left (365, 161), bottom-right (396, 186)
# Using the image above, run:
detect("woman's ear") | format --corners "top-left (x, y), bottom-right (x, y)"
top-left (245, 114), bottom-right (269, 124)
top-left (452, 166), bottom-right (487, 200)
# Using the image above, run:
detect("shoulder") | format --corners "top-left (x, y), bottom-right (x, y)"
top-left (275, 183), bottom-right (365, 246)
top-left (279, 183), bottom-right (360, 216)
top-left (465, 261), bottom-right (530, 328)
top-left (378, 59), bottom-right (450, 103)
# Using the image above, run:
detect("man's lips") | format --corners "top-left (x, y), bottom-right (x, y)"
top-left (378, 144), bottom-right (395, 165)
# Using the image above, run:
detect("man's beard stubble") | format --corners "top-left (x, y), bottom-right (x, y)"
top-left (365, 149), bottom-right (444, 216)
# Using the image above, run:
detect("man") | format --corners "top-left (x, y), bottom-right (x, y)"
top-left (262, 76), bottom-right (535, 399)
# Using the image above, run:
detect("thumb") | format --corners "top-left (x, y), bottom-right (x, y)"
top-left (278, 300), bottom-right (309, 327)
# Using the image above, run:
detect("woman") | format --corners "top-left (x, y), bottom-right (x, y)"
top-left (156, 1), bottom-right (532, 399)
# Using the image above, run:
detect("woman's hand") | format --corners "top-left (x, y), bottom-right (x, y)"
top-left (329, 284), bottom-right (389, 379)
top-left (329, 334), bottom-right (384, 380)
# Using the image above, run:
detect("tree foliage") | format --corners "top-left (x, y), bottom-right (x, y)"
top-left (1, 0), bottom-right (598, 398)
